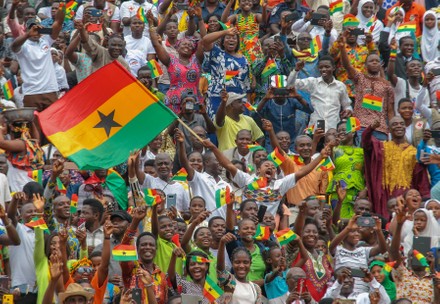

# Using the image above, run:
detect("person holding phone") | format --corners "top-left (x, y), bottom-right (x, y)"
top-left (354, 0), bottom-right (384, 44)
top-left (40, 2), bottom-right (74, 33)
top-left (10, 5), bottom-right (65, 112)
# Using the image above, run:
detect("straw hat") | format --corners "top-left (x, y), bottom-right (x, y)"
top-left (58, 283), bottom-right (94, 303)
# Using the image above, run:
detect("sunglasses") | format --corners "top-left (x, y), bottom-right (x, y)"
top-left (76, 267), bottom-right (94, 274)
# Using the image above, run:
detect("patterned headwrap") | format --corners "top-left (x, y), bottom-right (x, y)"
top-left (69, 258), bottom-right (93, 275)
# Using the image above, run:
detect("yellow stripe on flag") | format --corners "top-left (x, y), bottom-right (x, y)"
top-left (48, 82), bottom-right (157, 156)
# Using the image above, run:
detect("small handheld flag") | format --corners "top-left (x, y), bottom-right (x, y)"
top-left (275, 228), bottom-right (297, 246)
top-left (304, 125), bottom-right (315, 136)
top-left (316, 157), bottom-right (335, 171)
top-left (346, 117), bottom-right (361, 133)
top-left (310, 36), bottom-right (322, 56)
top-left (413, 249), bottom-right (429, 267)
top-left (55, 177), bottom-right (66, 194)
top-left (28, 169), bottom-right (43, 184)
top-left (262, 59), bottom-right (278, 78)
top-left (171, 233), bottom-right (181, 247)
top-left (203, 276), bottom-right (224, 302)
top-left (389, 49), bottom-right (397, 59)
top-left (329, 0), bottom-right (343, 15)
top-left (225, 70), bottom-right (239, 81)
top-left (271, 75), bottom-right (286, 88)
top-left (247, 177), bottom-right (268, 190)
top-left (112, 244), bottom-right (137, 261)
top-left (2, 79), bottom-right (14, 100)
top-left (70, 194), bottom-right (78, 213)
top-left (147, 59), bottom-right (163, 78)
top-left (143, 188), bottom-right (162, 206)
top-left (136, 7), bottom-right (148, 23)
top-left (218, 20), bottom-right (231, 30)
top-left (215, 187), bottom-right (231, 208)
top-left (171, 168), bottom-right (188, 182)
top-left (382, 261), bottom-right (396, 275)
top-left (25, 217), bottom-right (49, 232)
top-left (268, 147), bottom-right (285, 167)
top-left (254, 224), bottom-right (271, 241)
top-left (362, 94), bottom-right (383, 112)
top-left (244, 102), bottom-right (257, 112)
top-left (247, 144), bottom-right (264, 152)
top-left (64, 1), bottom-right (79, 21)
top-left (397, 22), bottom-right (416, 33)
top-left (343, 14), bottom-right (360, 27)
top-left (291, 155), bottom-right (304, 165)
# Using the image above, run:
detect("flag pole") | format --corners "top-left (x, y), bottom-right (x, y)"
top-left (177, 118), bottom-right (205, 143)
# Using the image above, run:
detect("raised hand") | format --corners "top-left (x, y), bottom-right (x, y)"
top-left (33, 193), bottom-right (45, 211)
top-left (136, 267), bottom-right (154, 285)
top-left (49, 252), bottom-right (63, 281)
top-left (174, 128), bottom-right (185, 143)
top-left (220, 232), bottom-right (237, 244)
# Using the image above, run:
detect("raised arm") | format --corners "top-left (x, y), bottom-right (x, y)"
top-left (42, 252), bottom-right (63, 304)
top-left (65, 31), bottom-right (80, 65)
top-left (369, 216), bottom-right (387, 257)
top-left (217, 233), bottom-right (236, 272)
top-left (156, 6), bottom-right (176, 36)
top-left (329, 215), bottom-right (359, 256)
top-left (214, 89), bottom-right (228, 128)
top-left (202, 139), bottom-right (238, 177)
top-left (148, 11), bottom-right (170, 66)
top-left (261, 118), bottom-right (283, 152)
top-left (386, 38), bottom-right (398, 87)
top-left (294, 146), bottom-right (331, 182)
top-left (389, 199), bottom-right (407, 267)
top-left (221, 0), bottom-right (236, 23)
top-left (0, 204), bottom-right (20, 245)
top-left (338, 34), bottom-right (357, 80)
top-left (97, 217), bottom-right (113, 286)
top-left (202, 27), bottom-right (239, 51)
top-left (167, 247), bottom-right (186, 288)
top-left (51, 2), bottom-right (66, 40)
top-left (175, 129), bottom-right (196, 180)
top-left (181, 211), bottom-right (210, 252)
top-left (256, 0), bottom-right (267, 25)
top-left (7, 192), bottom-right (26, 227)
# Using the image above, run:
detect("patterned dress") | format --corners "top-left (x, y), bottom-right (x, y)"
top-left (165, 54), bottom-right (201, 114)
top-left (327, 145), bottom-right (365, 219)
top-left (236, 14), bottom-right (263, 63)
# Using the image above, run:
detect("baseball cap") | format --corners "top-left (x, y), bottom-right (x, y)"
top-left (110, 210), bottom-right (132, 223)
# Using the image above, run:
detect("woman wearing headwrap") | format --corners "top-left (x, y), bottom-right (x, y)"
top-left (425, 199), bottom-right (440, 223)
top-left (421, 10), bottom-right (440, 63)
top-left (356, 0), bottom-right (384, 44)
top-left (369, 260), bottom-right (397, 301)
top-left (402, 208), bottom-right (440, 256)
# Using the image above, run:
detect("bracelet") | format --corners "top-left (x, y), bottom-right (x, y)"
top-left (104, 236), bottom-right (110, 240)
top-left (145, 283), bottom-right (154, 287)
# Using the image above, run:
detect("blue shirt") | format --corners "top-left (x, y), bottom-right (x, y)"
top-left (264, 270), bottom-right (289, 300)
top-left (41, 18), bottom-right (74, 33)
top-left (417, 140), bottom-right (440, 188)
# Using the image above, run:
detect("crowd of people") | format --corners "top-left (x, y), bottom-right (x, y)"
top-left (1, 0), bottom-right (440, 303)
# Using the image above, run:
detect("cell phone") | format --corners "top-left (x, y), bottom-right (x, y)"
top-left (37, 28), bottom-right (53, 34)
top-left (257, 205), bottom-right (268, 223)
top-left (350, 28), bottom-right (365, 36)
top-left (2, 295), bottom-right (13, 304)
top-left (78, 221), bottom-right (86, 231)
top-left (431, 130), bottom-right (440, 138)
top-left (310, 13), bottom-right (327, 25)
top-left (351, 268), bottom-right (366, 278)
top-left (316, 120), bottom-right (325, 131)
top-left (86, 23), bottom-right (102, 32)
top-left (0, 275), bottom-right (9, 291)
top-left (131, 288), bottom-right (142, 304)
top-left (431, 68), bottom-right (440, 76)
top-left (90, 9), bottom-right (103, 17)
top-left (181, 295), bottom-right (203, 304)
top-left (167, 194), bottom-right (177, 209)
top-left (175, 3), bottom-right (189, 10)
top-left (272, 88), bottom-right (290, 95)
top-left (106, 201), bottom-right (116, 212)
top-left (284, 13), bottom-right (296, 23)
top-left (356, 215), bottom-right (376, 227)
top-left (412, 236), bottom-right (431, 267)
top-left (339, 180), bottom-right (347, 190)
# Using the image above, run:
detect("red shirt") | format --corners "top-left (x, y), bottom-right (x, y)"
top-left (386, 1), bottom-right (426, 36)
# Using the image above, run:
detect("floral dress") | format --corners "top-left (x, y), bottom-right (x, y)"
top-left (205, 45), bottom-right (251, 119)
top-left (165, 54), bottom-right (202, 114)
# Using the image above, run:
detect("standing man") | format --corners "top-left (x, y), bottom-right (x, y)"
top-left (10, 5), bottom-right (65, 111)
top-left (120, 0), bottom-right (158, 37)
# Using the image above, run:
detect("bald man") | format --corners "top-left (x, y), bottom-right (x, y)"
top-left (363, 117), bottom-right (429, 218)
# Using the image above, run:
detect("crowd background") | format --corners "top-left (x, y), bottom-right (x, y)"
top-left (1, 0), bottom-right (440, 303)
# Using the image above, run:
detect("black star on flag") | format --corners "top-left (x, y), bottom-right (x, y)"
top-left (94, 110), bottom-right (121, 137)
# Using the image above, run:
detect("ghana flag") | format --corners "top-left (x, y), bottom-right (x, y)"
top-left (136, 7), bottom-right (147, 23)
top-left (247, 177), bottom-right (268, 190)
top-left (329, 0), bottom-right (343, 15)
top-left (70, 194), bottom-right (78, 213)
top-left (215, 187), bottom-right (231, 208)
top-left (225, 70), bottom-right (239, 81)
top-left (316, 157), bottom-right (335, 171)
top-left (55, 177), bottom-right (66, 194)
top-left (254, 224), bottom-right (270, 241)
top-left (36, 61), bottom-right (177, 170)
top-left (28, 169), bottom-right (43, 184)
top-left (247, 144), bottom-right (264, 152)
top-left (413, 249), bottom-right (429, 267)
top-left (218, 20), bottom-right (231, 30)
top-left (244, 102), bottom-right (256, 112)
top-left (275, 228), bottom-right (298, 246)
top-left (268, 147), bottom-right (285, 167)
top-left (262, 59), bottom-right (278, 78)
top-left (310, 36), bottom-right (322, 56)
top-left (362, 94), bottom-right (383, 111)
top-left (343, 14), bottom-right (360, 27)
top-left (346, 117), bottom-right (361, 133)
top-left (25, 217), bottom-right (49, 232)
top-left (382, 261), bottom-right (396, 275)
top-left (64, 1), bottom-right (79, 20)
top-left (147, 59), bottom-right (163, 78)
top-left (171, 168), bottom-right (188, 181)
top-left (112, 244), bottom-right (137, 261)
top-left (204, 276), bottom-right (223, 302)
top-left (397, 22), bottom-right (416, 33)
top-left (2, 79), bottom-right (14, 100)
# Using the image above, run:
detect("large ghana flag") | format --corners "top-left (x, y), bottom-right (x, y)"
top-left (36, 61), bottom-right (177, 170)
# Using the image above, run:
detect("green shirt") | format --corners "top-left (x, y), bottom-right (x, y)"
top-left (247, 245), bottom-right (266, 281)
top-left (154, 236), bottom-right (183, 275)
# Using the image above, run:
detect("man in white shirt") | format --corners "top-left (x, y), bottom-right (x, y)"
top-left (287, 56), bottom-right (352, 131)
top-left (120, 0), bottom-right (158, 37)
top-left (11, 8), bottom-right (64, 111)
top-left (0, 172), bottom-right (11, 208)
top-left (130, 152), bottom-right (190, 213)
top-left (75, 0), bottom-right (121, 33)
top-left (124, 16), bottom-right (156, 76)
top-left (324, 268), bottom-right (390, 304)
top-left (7, 193), bottom-right (39, 303)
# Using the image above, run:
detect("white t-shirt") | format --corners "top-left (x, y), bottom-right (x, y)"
top-left (124, 35), bottom-right (155, 58)
top-left (141, 173), bottom-right (190, 212)
top-left (14, 35), bottom-right (58, 95)
top-left (125, 50), bottom-right (147, 77)
top-left (0, 173), bottom-right (11, 208)
top-left (120, 0), bottom-right (158, 38)
top-left (75, 2), bottom-right (121, 23)
top-left (9, 223), bottom-right (36, 289)
top-left (394, 77), bottom-right (424, 114)
top-left (334, 246), bottom-right (372, 294)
